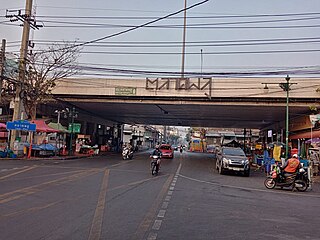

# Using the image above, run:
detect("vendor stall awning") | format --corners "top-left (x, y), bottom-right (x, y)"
top-left (0, 132), bottom-right (8, 137)
top-left (31, 120), bottom-right (60, 133)
top-left (48, 122), bottom-right (70, 133)
top-left (290, 130), bottom-right (320, 140)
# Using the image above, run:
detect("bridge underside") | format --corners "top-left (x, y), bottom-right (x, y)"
top-left (49, 95), bottom-right (313, 130)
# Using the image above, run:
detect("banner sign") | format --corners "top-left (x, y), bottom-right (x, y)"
top-left (6, 120), bottom-right (36, 132)
top-left (115, 87), bottom-right (137, 96)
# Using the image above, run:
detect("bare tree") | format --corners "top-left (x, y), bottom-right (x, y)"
top-left (1, 54), bottom-right (18, 105)
top-left (21, 42), bottom-right (81, 120)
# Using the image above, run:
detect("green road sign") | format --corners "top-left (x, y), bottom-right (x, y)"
top-left (115, 87), bottom-right (137, 96)
top-left (68, 123), bottom-right (81, 133)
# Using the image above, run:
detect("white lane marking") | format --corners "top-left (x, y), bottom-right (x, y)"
top-left (152, 220), bottom-right (162, 230)
top-left (178, 174), bottom-right (320, 198)
top-left (157, 210), bottom-right (166, 218)
top-left (147, 232), bottom-right (157, 240)
top-left (162, 202), bottom-right (169, 209)
top-left (149, 162), bottom-right (182, 239)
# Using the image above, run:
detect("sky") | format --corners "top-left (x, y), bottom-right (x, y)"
top-left (1, 0), bottom-right (320, 78)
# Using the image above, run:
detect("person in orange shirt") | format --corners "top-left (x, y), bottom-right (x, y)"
top-left (281, 154), bottom-right (301, 181)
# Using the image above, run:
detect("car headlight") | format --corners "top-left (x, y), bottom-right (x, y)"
top-left (242, 160), bottom-right (249, 165)
top-left (223, 158), bottom-right (230, 164)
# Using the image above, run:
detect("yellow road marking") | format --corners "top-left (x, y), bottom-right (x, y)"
top-left (0, 169), bottom-right (86, 182)
top-left (0, 166), bottom-right (37, 180)
top-left (1, 194), bottom-right (87, 219)
top-left (0, 169), bottom-right (101, 204)
top-left (2, 201), bottom-right (60, 218)
top-left (88, 169), bottom-right (110, 240)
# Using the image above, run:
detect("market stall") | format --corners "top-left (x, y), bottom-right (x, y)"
top-left (48, 122), bottom-right (69, 155)
top-left (29, 120), bottom-right (61, 157)
top-left (0, 123), bottom-right (9, 157)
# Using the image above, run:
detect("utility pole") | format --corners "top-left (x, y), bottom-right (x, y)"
top-left (181, 0), bottom-right (187, 78)
top-left (9, 0), bottom-right (33, 149)
top-left (0, 39), bottom-right (6, 102)
top-left (282, 75), bottom-right (291, 159)
top-left (65, 107), bottom-right (77, 156)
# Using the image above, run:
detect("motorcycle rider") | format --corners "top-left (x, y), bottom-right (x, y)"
top-left (122, 143), bottom-right (133, 159)
top-left (281, 153), bottom-right (301, 181)
top-left (151, 145), bottom-right (162, 171)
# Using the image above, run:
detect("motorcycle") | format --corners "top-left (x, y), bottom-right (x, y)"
top-left (150, 155), bottom-right (161, 175)
top-left (122, 147), bottom-right (133, 160)
top-left (264, 165), bottom-right (309, 192)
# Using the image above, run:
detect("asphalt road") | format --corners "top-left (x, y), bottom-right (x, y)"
top-left (0, 151), bottom-right (319, 240)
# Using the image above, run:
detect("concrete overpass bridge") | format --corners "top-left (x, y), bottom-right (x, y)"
top-left (48, 77), bottom-right (319, 132)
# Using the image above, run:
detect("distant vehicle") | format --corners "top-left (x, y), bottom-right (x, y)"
top-left (159, 144), bottom-right (174, 158)
top-left (206, 144), bottom-right (216, 153)
top-left (122, 146), bottom-right (133, 160)
top-left (171, 145), bottom-right (178, 151)
top-left (216, 147), bottom-right (250, 177)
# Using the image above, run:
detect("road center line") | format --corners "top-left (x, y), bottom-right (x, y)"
top-left (133, 173), bottom-right (174, 240)
top-left (0, 166), bottom-right (37, 180)
top-left (178, 174), bottom-right (320, 198)
top-left (0, 169), bottom-right (101, 204)
top-left (148, 162), bottom-right (182, 239)
top-left (88, 169), bottom-right (110, 240)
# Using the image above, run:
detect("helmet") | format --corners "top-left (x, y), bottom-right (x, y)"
top-left (292, 154), bottom-right (298, 158)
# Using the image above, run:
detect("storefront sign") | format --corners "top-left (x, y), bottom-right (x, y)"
top-left (115, 87), bottom-right (137, 96)
top-left (145, 77), bottom-right (212, 91)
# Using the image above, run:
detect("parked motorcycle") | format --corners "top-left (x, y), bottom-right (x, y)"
top-left (122, 147), bottom-right (133, 160)
top-left (150, 155), bottom-right (161, 175)
top-left (264, 165), bottom-right (309, 192)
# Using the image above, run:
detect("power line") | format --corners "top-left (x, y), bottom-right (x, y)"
top-left (8, 36), bottom-right (320, 45)
top-left (32, 15), bottom-right (320, 28)
top-left (30, 12), bottom-right (320, 20)
top-left (15, 39), bottom-right (320, 49)
top-left (67, 48), bottom-right (320, 55)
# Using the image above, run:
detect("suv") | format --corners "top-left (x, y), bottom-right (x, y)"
top-left (216, 147), bottom-right (250, 177)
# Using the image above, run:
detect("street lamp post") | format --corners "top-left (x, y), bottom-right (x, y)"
top-left (54, 109), bottom-right (66, 124)
top-left (262, 75), bottom-right (296, 159)
top-left (279, 75), bottom-right (291, 159)
top-left (63, 107), bottom-right (77, 156)
top-left (181, 0), bottom-right (187, 78)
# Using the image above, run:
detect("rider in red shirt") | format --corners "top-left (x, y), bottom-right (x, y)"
top-left (281, 154), bottom-right (301, 181)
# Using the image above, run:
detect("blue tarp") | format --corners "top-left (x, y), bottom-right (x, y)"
top-left (26, 143), bottom-right (58, 151)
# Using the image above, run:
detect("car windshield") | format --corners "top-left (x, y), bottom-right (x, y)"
top-left (223, 148), bottom-right (245, 156)
top-left (160, 145), bottom-right (171, 150)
